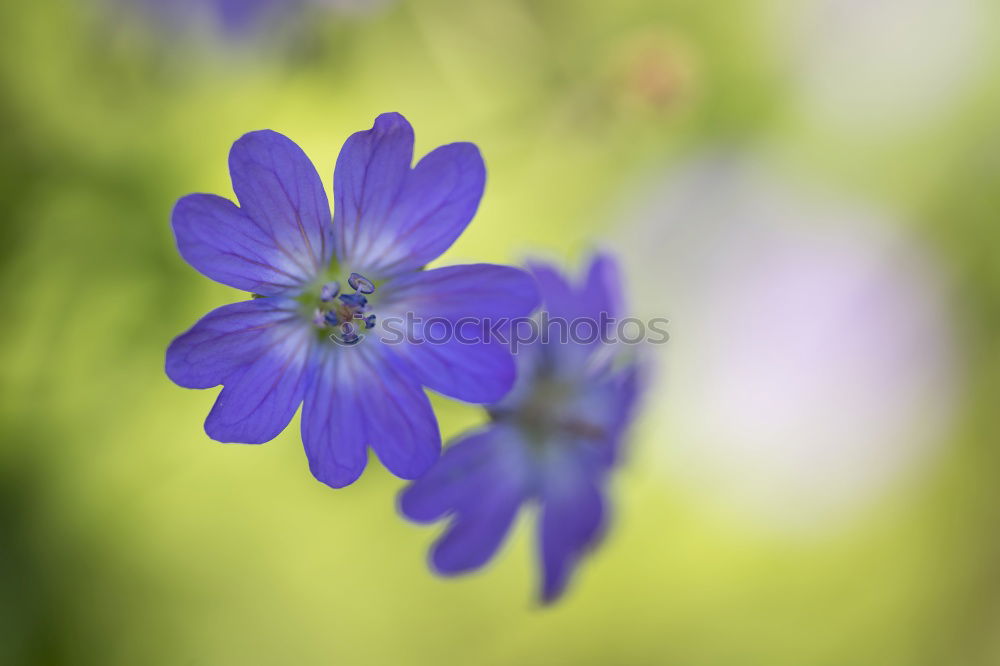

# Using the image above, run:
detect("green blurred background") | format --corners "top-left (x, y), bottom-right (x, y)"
top-left (2, 0), bottom-right (1000, 664)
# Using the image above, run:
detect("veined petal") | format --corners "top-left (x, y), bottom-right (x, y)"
top-left (165, 297), bottom-right (303, 389)
top-left (301, 342), bottom-right (440, 485)
top-left (172, 194), bottom-right (315, 295)
top-left (376, 264), bottom-right (536, 403)
top-left (391, 337), bottom-right (516, 404)
top-left (379, 264), bottom-right (539, 321)
top-left (333, 113), bottom-right (486, 277)
top-left (365, 142), bottom-right (486, 276)
top-left (538, 452), bottom-right (607, 603)
top-left (300, 345), bottom-right (369, 488)
top-left (361, 345), bottom-right (441, 480)
top-left (228, 129), bottom-right (333, 282)
top-left (333, 112), bottom-right (413, 272)
top-left (203, 315), bottom-right (316, 444)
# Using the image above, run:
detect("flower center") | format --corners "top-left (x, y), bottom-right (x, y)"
top-left (311, 272), bottom-right (377, 345)
top-left (488, 375), bottom-right (607, 448)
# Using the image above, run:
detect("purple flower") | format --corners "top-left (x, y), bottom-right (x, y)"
top-left (129, 0), bottom-right (391, 39)
top-left (166, 113), bottom-right (539, 488)
top-left (131, 0), bottom-right (301, 36)
top-left (614, 156), bottom-right (958, 527)
top-left (400, 254), bottom-right (644, 603)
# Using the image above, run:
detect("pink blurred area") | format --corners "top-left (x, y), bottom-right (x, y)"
top-left (620, 157), bottom-right (959, 529)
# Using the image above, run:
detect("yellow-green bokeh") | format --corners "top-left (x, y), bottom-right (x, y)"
top-left (2, 0), bottom-right (1000, 664)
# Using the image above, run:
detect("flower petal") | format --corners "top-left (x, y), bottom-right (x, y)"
top-left (423, 426), bottom-right (530, 574)
top-left (202, 315), bottom-right (316, 444)
top-left (391, 337), bottom-right (516, 404)
top-left (527, 260), bottom-right (580, 321)
top-left (366, 142), bottom-right (486, 276)
top-left (333, 112), bottom-right (413, 271)
top-left (379, 263), bottom-right (539, 321)
top-left (528, 254), bottom-right (624, 354)
top-left (583, 252), bottom-right (624, 322)
top-left (399, 428), bottom-right (502, 523)
top-left (431, 494), bottom-right (523, 575)
top-left (172, 194), bottom-right (314, 295)
top-left (375, 264), bottom-right (537, 402)
top-left (529, 253), bottom-right (624, 323)
top-left (302, 342), bottom-right (440, 484)
top-left (606, 360), bottom-right (644, 455)
top-left (360, 345), bottom-right (441, 480)
top-left (228, 129), bottom-right (333, 282)
top-left (333, 113), bottom-right (486, 277)
top-left (165, 297), bottom-right (303, 389)
top-left (537, 452), bottom-right (607, 603)
top-left (300, 346), bottom-right (369, 488)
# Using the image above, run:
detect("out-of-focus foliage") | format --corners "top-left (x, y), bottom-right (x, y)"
top-left (1, 0), bottom-right (999, 664)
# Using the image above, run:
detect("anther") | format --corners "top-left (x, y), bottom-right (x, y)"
top-left (320, 281), bottom-right (340, 302)
top-left (339, 292), bottom-right (368, 308)
top-left (348, 272), bottom-right (375, 294)
top-left (340, 321), bottom-right (360, 344)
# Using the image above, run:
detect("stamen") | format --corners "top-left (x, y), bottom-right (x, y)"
top-left (314, 272), bottom-right (377, 343)
top-left (339, 321), bottom-right (360, 344)
top-left (348, 272), bottom-right (375, 294)
top-left (320, 281), bottom-right (340, 302)
top-left (323, 310), bottom-right (340, 327)
top-left (339, 292), bottom-right (368, 308)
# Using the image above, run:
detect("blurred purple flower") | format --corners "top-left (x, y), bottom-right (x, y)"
top-left (132, 0), bottom-right (299, 36)
top-left (130, 0), bottom-right (389, 38)
top-left (400, 254), bottom-right (644, 603)
top-left (618, 156), bottom-right (958, 528)
top-left (166, 113), bottom-right (538, 488)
